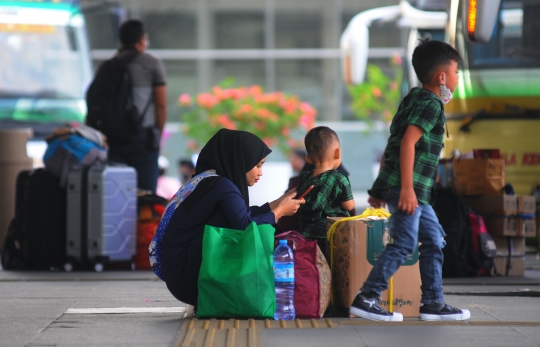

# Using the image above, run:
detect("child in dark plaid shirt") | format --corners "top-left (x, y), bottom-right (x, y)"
top-left (296, 126), bottom-right (355, 257)
top-left (350, 39), bottom-right (470, 322)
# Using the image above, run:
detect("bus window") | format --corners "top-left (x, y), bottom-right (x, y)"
top-left (466, 0), bottom-right (540, 69)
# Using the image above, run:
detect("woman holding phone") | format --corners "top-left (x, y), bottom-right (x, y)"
top-left (153, 128), bottom-right (305, 307)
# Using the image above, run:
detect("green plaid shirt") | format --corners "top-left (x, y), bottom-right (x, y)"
top-left (369, 87), bottom-right (446, 205)
top-left (297, 169), bottom-right (354, 239)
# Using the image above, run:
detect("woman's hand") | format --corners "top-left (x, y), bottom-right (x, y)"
top-left (270, 189), bottom-right (305, 220)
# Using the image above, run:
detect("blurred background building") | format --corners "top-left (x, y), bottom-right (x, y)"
top-left (77, 0), bottom-right (407, 204)
top-left (82, 0), bottom-right (403, 122)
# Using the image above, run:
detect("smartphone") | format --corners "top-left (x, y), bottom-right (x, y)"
top-left (297, 185), bottom-right (314, 200)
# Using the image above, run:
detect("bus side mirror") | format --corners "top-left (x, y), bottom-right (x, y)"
top-left (463, 0), bottom-right (501, 43)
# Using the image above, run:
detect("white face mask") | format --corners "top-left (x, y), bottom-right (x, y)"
top-left (439, 74), bottom-right (453, 104)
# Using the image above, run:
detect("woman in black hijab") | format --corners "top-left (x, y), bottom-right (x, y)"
top-left (160, 129), bottom-right (303, 306)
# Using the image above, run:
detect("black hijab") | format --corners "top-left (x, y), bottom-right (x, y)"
top-left (195, 128), bottom-right (272, 205)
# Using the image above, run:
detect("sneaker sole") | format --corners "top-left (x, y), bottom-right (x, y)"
top-left (419, 309), bottom-right (471, 321)
top-left (350, 307), bottom-right (404, 322)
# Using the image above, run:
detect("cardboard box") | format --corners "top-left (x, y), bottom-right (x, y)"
top-left (453, 159), bottom-right (505, 196)
top-left (492, 256), bottom-right (525, 277)
top-left (326, 218), bottom-right (421, 318)
top-left (492, 236), bottom-right (526, 256)
top-left (518, 196), bottom-right (536, 215)
top-left (463, 195), bottom-right (518, 216)
top-left (519, 219), bottom-right (536, 237)
top-left (485, 217), bottom-right (519, 237)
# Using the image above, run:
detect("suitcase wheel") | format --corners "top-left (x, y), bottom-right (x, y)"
top-left (94, 262), bottom-right (104, 272)
top-left (64, 262), bottom-right (74, 272)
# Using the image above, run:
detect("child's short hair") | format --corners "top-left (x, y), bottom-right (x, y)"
top-left (304, 126), bottom-right (338, 162)
top-left (412, 38), bottom-right (461, 84)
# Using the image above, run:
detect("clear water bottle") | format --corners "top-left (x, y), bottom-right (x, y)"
top-left (273, 239), bottom-right (295, 320)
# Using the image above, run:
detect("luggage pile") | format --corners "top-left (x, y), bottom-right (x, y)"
top-left (0, 126), bottom-right (165, 272)
top-left (436, 148), bottom-right (538, 277)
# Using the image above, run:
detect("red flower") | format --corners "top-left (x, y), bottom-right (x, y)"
top-left (178, 94), bottom-right (191, 106)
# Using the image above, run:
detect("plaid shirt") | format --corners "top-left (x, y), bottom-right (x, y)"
top-left (297, 169), bottom-right (354, 239)
top-left (369, 87), bottom-right (446, 205)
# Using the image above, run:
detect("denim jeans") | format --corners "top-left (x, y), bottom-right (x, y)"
top-left (361, 186), bottom-right (446, 304)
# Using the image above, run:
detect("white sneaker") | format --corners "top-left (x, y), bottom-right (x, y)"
top-left (419, 303), bottom-right (471, 321)
top-left (350, 293), bottom-right (404, 322)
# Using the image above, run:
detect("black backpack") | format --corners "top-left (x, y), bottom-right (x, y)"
top-left (85, 52), bottom-right (150, 145)
top-left (433, 186), bottom-right (479, 277)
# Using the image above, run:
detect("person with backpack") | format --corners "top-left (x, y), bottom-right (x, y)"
top-left (86, 19), bottom-right (167, 193)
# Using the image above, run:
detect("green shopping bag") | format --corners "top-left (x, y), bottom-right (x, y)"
top-left (197, 222), bottom-right (276, 318)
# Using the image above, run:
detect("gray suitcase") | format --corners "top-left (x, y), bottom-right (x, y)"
top-left (65, 164), bottom-right (137, 272)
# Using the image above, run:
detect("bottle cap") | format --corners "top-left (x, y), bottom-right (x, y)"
top-left (279, 240), bottom-right (287, 244)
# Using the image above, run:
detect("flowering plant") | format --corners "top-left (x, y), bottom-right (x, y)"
top-left (178, 79), bottom-right (317, 154)
top-left (347, 54), bottom-right (403, 122)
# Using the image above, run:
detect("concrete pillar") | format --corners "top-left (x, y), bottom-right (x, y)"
top-left (197, 0), bottom-right (213, 92)
top-left (265, 0), bottom-right (276, 92)
top-left (321, 0), bottom-right (343, 121)
top-left (0, 128), bottom-right (33, 250)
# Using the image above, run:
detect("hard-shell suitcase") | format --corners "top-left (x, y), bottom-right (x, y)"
top-left (1, 169), bottom-right (67, 270)
top-left (65, 164), bottom-right (137, 272)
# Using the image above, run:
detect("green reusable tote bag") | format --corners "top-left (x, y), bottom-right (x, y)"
top-left (197, 222), bottom-right (276, 318)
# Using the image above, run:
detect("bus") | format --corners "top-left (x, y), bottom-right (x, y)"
top-left (0, 0), bottom-right (92, 140)
top-left (341, 0), bottom-right (540, 196)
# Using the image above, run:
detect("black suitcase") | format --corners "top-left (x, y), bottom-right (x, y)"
top-left (1, 169), bottom-right (67, 270)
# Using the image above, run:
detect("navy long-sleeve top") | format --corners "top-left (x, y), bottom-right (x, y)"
top-left (161, 177), bottom-right (276, 300)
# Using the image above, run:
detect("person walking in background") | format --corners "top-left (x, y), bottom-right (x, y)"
top-left (296, 126), bottom-right (355, 257)
top-left (351, 39), bottom-right (470, 322)
top-left (106, 19), bottom-right (167, 193)
top-left (178, 158), bottom-right (196, 185)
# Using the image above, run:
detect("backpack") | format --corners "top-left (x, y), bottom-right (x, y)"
top-left (468, 209), bottom-right (497, 276)
top-left (85, 52), bottom-right (151, 145)
top-left (433, 187), bottom-right (479, 277)
top-left (43, 133), bottom-right (107, 189)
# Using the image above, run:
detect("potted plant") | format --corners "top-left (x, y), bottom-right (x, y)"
top-left (178, 79), bottom-right (317, 155)
top-left (347, 54), bottom-right (403, 123)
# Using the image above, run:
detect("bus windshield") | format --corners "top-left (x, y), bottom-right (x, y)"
top-left (0, 2), bottom-right (91, 123)
top-left (465, 0), bottom-right (540, 69)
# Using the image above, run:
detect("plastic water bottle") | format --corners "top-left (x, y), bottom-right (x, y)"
top-left (273, 239), bottom-right (295, 320)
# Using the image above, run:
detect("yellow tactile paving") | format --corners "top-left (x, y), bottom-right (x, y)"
top-left (174, 318), bottom-right (540, 347)
top-left (174, 318), bottom-right (336, 347)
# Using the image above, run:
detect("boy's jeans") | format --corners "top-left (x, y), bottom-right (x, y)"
top-left (361, 187), bottom-right (446, 305)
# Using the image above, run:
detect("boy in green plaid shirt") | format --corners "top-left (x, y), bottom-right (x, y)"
top-left (297, 126), bottom-right (355, 256)
top-left (350, 39), bottom-right (471, 322)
